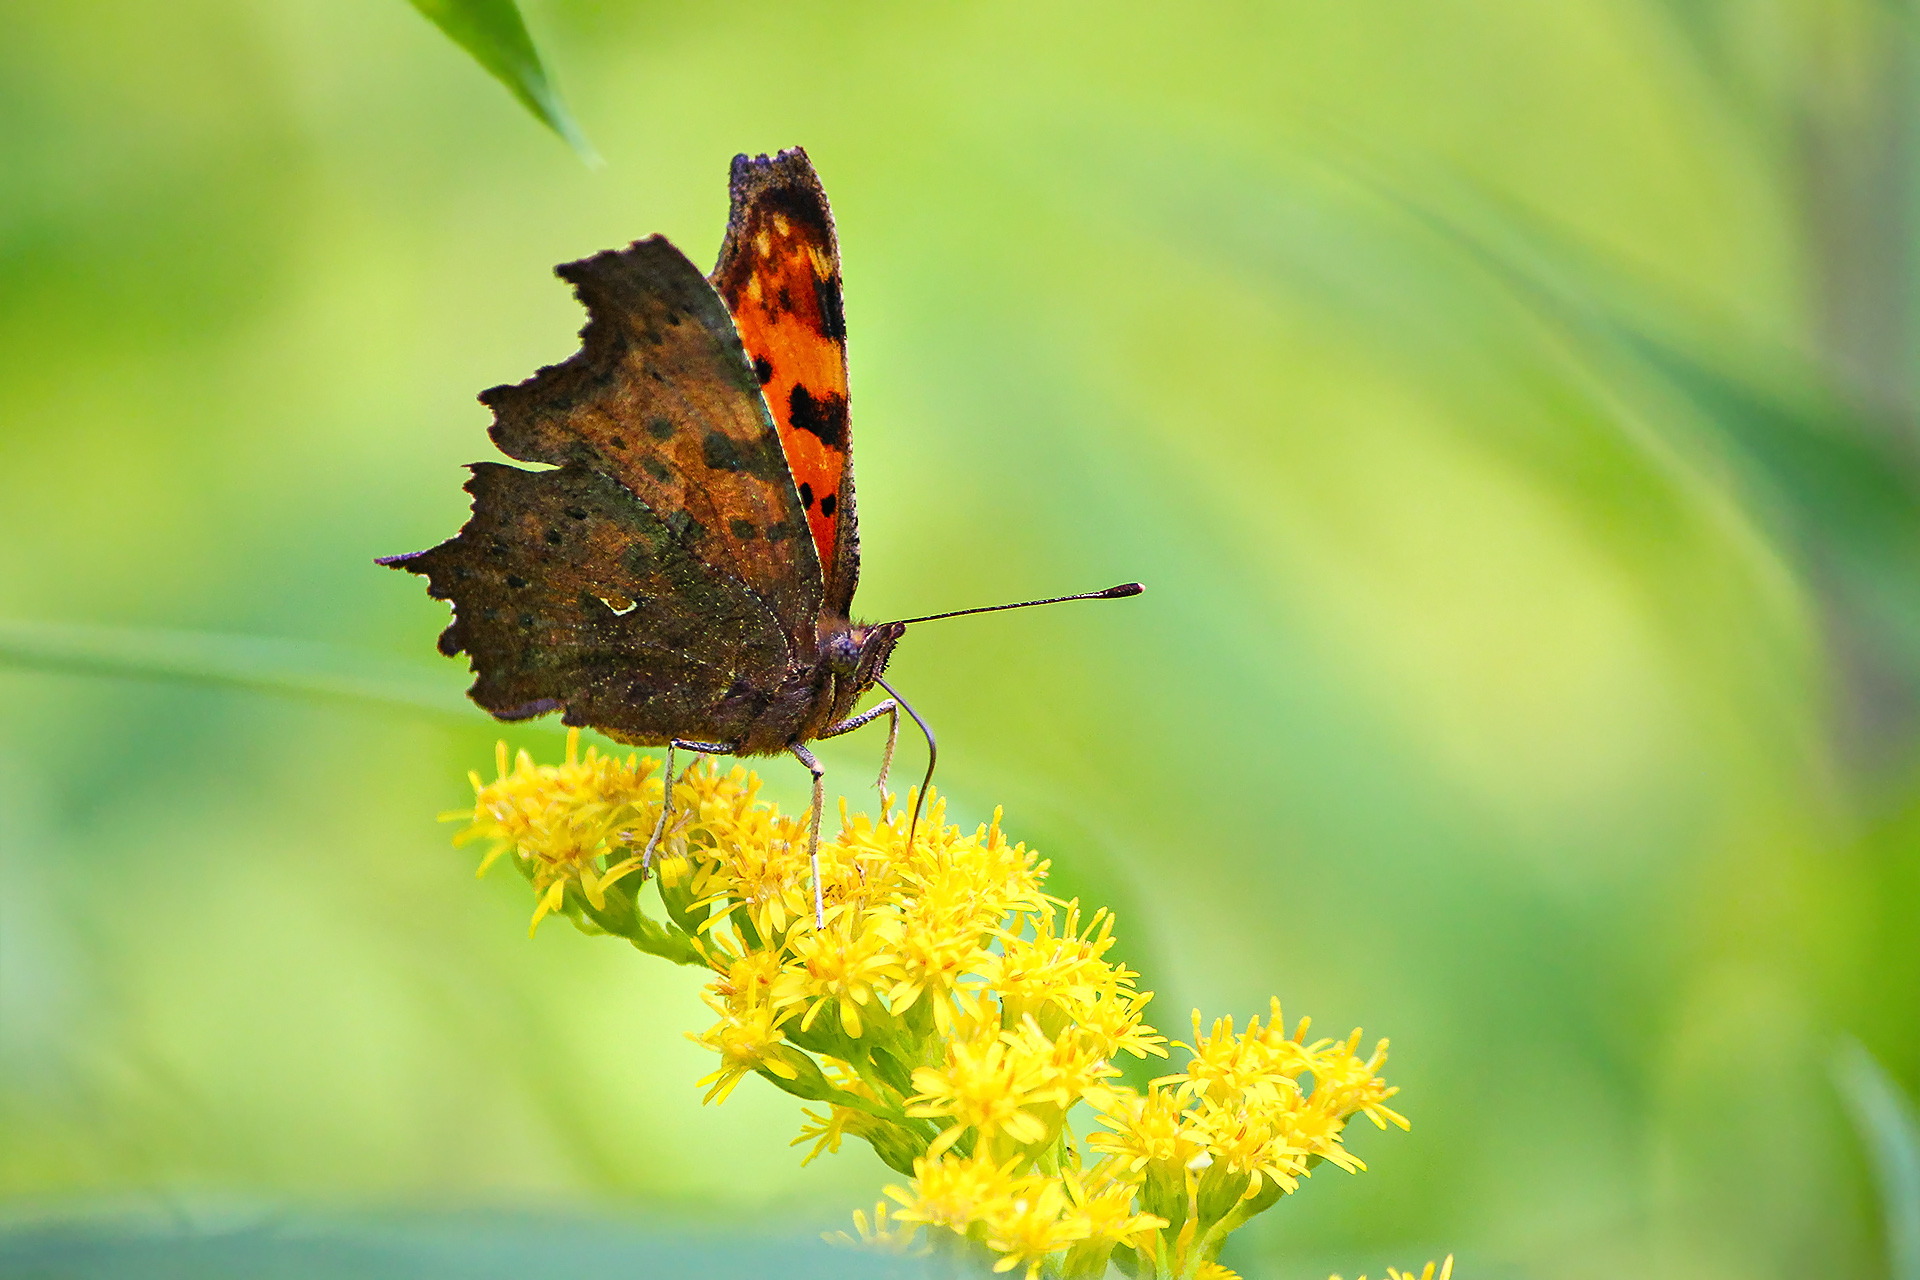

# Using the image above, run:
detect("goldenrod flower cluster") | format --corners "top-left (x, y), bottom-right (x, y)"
top-left (454, 733), bottom-right (1412, 1280)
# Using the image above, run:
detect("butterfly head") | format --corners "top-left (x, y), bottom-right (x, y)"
top-left (823, 619), bottom-right (905, 692)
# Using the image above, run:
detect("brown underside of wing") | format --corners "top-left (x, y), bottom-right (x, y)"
top-left (386, 462), bottom-right (812, 748)
top-left (711, 148), bottom-right (862, 619)
top-left (483, 234), bottom-right (822, 647)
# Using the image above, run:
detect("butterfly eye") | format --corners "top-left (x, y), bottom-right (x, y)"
top-left (821, 628), bottom-right (863, 674)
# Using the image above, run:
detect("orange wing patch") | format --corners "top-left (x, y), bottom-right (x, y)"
top-left (711, 150), bottom-right (852, 607)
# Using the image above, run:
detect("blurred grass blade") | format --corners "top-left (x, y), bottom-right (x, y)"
top-left (1835, 1038), bottom-right (1920, 1280)
top-left (1394, 183), bottom-right (1920, 666)
top-left (406, 0), bottom-right (599, 165)
top-left (0, 618), bottom-right (478, 721)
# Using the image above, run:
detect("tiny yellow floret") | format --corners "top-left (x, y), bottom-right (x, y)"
top-left (1332, 1256), bottom-right (1455, 1280)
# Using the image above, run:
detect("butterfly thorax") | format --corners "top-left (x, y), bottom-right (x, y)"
top-left (705, 618), bottom-right (899, 757)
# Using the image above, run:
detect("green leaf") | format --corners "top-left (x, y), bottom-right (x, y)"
top-left (406, 0), bottom-right (599, 165)
top-left (0, 617), bottom-right (478, 720)
top-left (1834, 1038), bottom-right (1920, 1280)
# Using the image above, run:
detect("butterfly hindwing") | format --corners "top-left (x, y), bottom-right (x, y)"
top-left (711, 148), bottom-right (861, 619)
top-left (482, 234), bottom-right (823, 648)
top-left (386, 461), bottom-right (794, 744)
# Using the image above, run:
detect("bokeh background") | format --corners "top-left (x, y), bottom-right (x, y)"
top-left (5, 2), bottom-right (1920, 1277)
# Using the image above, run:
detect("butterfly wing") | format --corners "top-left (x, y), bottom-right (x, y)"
top-left (384, 234), bottom-right (823, 741)
top-left (711, 148), bottom-right (861, 619)
top-left (385, 461), bottom-right (793, 744)
top-left (481, 235), bottom-right (821, 644)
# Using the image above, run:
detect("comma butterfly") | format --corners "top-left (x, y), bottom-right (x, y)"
top-left (381, 148), bottom-right (1139, 921)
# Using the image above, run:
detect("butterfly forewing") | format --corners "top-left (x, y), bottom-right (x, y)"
top-left (482, 235), bottom-right (823, 647)
top-left (711, 148), bottom-right (861, 619)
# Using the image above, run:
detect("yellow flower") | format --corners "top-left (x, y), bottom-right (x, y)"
top-left (884, 1155), bottom-right (1095, 1280)
top-left (909, 1026), bottom-right (1058, 1158)
top-left (1073, 984), bottom-right (1168, 1062)
top-left (1166, 1004), bottom-right (1313, 1110)
top-left (1087, 1083), bottom-right (1201, 1174)
top-left (1159, 1001), bottom-right (1407, 1186)
top-left (690, 988), bottom-right (793, 1104)
top-left (1184, 1092), bottom-right (1311, 1195)
top-left (1062, 1172), bottom-right (1166, 1248)
top-left (884, 887), bottom-right (997, 1034)
top-left (888, 806), bottom-right (1047, 919)
top-left (453, 740), bottom-right (1413, 1280)
top-left (705, 939), bottom-right (785, 1008)
top-left (1331, 1257), bottom-right (1455, 1280)
top-left (885, 1152), bottom-right (1026, 1233)
top-left (793, 1104), bottom-right (857, 1164)
top-left (980, 901), bottom-right (1135, 1033)
top-left (1309, 1027), bottom-right (1411, 1133)
top-left (666, 763), bottom-right (809, 931)
top-left (794, 1098), bottom-right (897, 1166)
top-left (978, 1174), bottom-right (1087, 1277)
top-left (774, 912), bottom-right (906, 1038)
top-left (1027, 1018), bottom-right (1124, 1106)
top-left (823, 1198), bottom-right (926, 1255)
top-left (454, 731), bottom-right (659, 935)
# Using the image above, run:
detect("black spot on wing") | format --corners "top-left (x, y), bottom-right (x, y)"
top-left (798, 482), bottom-right (814, 509)
top-left (702, 431), bottom-right (747, 471)
top-left (819, 493), bottom-right (837, 518)
top-left (729, 517), bottom-right (759, 541)
top-left (647, 416), bottom-right (676, 440)
top-left (788, 385), bottom-right (848, 449)
top-left (752, 355), bottom-right (774, 385)
top-left (666, 509), bottom-right (704, 543)
top-left (700, 429), bottom-right (786, 480)
top-left (814, 274), bottom-right (846, 341)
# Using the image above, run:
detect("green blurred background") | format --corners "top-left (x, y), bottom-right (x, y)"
top-left (5, 2), bottom-right (1920, 1277)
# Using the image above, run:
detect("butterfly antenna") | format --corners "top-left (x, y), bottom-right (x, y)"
top-left (874, 674), bottom-right (936, 845)
top-left (883, 582), bottom-right (1142, 628)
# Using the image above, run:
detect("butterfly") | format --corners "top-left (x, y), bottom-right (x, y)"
top-left (381, 147), bottom-right (1139, 922)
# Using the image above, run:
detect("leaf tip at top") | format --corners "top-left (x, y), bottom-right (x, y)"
top-left (406, 0), bottom-right (601, 167)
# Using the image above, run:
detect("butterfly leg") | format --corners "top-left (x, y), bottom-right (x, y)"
top-left (818, 700), bottom-right (900, 805)
top-left (642, 738), bottom-right (736, 870)
top-left (789, 743), bottom-right (829, 927)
